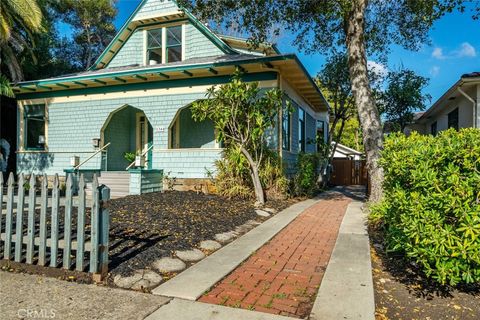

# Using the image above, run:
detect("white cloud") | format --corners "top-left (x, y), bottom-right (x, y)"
top-left (432, 43), bottom-right (476, 60)
top-left (457, 42), bottom-right (476, 57)
top-left (432, 47), bottom-right (445, 59)
top-left (367, 60), bottom-right (388, 79)
top-left (430, 66), bottom-right (440, 77)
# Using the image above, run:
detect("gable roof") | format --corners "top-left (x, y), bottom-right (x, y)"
top-left (416, 72), bottom-right (480, 123)
top-left (90, 0), bottom-right (238, 70)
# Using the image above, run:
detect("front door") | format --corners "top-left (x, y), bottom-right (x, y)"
top-left (136, 112), bottom-right (149, 153)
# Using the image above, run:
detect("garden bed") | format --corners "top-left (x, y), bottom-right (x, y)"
top-left (370, 228), bottom-right (480, 320)
top-left (106, 191), bottom-right (295, 281)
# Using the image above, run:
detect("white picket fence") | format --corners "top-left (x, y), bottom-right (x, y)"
top-left (0, 173), bottom-right (110, 276)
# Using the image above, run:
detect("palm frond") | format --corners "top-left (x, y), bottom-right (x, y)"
top-left (4, 0), bottom-right (42, 33)
top-left (0, 74), bottom-right (15, 98)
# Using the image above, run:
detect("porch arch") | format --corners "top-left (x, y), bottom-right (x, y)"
top-left (168, 102), bottom-right (217, 149)
top-left (100, 104), bottom-right (153, 171)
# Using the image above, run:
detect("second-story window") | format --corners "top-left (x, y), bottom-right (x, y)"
top-left (147, 29), bottom-right (162, 65)
top-left (166, 26), bottom-right (182, 63)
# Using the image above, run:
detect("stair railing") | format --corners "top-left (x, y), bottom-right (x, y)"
top-left (74, 142), bottom-right (111, 170)
top-left (126, 143), bottom-right (153, 171)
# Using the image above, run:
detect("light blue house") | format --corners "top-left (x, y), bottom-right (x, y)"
top-left (14, 0), bottom-right (329, 197)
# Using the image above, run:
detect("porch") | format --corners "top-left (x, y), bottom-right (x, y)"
top-left (65, 103), bottom-right (218, 197)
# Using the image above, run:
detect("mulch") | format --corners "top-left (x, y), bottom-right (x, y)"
top-left (106, 191), bottom-right (295, 277)
top-left (370, 228), bottom-right (480, 320)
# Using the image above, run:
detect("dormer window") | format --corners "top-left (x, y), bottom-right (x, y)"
top-left (146, 25), bottom-right (183, 65)
top-left (147, 29), bottom-right (162, 65)
top-left (166, 26), bottom-right (182, 63)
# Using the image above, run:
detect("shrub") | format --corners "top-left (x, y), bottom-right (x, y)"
top-left (371, 128), bottom-right (480, 285)
top-left (293, 153), bottom-right (321, 197)
top-left (213, 147), bottom-right (289, 200)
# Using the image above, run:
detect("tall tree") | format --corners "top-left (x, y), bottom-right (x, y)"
top-left (0, 0), bottom-right (43, 82)
top-left (20, 0), bottom-right (80, 81)
top-left (179, 0), bottom-right (470, 202)
top-left (54, 0), bottom-right (117, 70)
top-left (191, 72), bottom-right (284, 205)
top-left (379, 68), bottom-right (430, 132)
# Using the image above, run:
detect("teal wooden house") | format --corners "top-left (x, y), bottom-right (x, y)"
top-left (14, 0), bottom-right (329, 197)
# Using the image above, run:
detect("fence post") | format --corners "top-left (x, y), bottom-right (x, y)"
top-left (50, 174), bottom-right (60, 267)
top-left (26, 174), bottom-right (36, 264)
top-left (97, 185), bottom-right (110, 279)
top-left (3, 173), bottom-right (13, 260)
top-left (76, 174), bottom-right (86, 272)
top-left (89, 175), bottom-right (99, 274)
top-left (14, 174), bottom-right (25, 262)
top-left (63, 174), bottom-right (73, 269)
top-left (38, 174), bottom-right (48, 266)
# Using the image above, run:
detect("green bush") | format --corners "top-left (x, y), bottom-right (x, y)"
top-left (293, 153), bottom-right (321, 197)
top-left (371, 128), bottom-right (480, 285)
top-left (213, 147), bottom-right (289, 200)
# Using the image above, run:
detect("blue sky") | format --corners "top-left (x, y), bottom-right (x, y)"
top-left (112, 0), bottom-right (479, 103)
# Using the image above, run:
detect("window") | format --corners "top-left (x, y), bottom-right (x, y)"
top-left (282, 106), bottom-right (291, 151)
top-left (166, 26), bottom-right (182, 63)
top-left (316, 120), bottom-right (325, 152)
top-left (147, 28), bottom-right (162, 65)
top-left (298, 108), bottom-right (305, 152)
top-left (448, 108), bottom-right (459, 130)
top-left (430, 121), bottom-right (437, 136)
top-left (24, 104), bottom-right (46, 150)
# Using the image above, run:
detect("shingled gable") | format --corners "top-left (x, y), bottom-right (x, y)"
top-left (91, 0), bottom-right (238, 70)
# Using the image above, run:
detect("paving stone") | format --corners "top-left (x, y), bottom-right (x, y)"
top-left (215, 231), bottom-right (236, 243)
top-left (152, 257), bottom-right (187, 273)
top-left (263, 207), bottom-right (277, 214)
top-left (255, 209), bottom-right (271, 217)
top-left (199, 240), bottom-right (222, 251)
top-left (113, 272), bottom-right (143, 289)
top-left (175, 249), bottom-right (206, 262)
top-left (113, 269), bottom-right (162, 290)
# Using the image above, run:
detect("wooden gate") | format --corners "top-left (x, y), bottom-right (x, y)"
top-left (330, 159), bottom-right (368, 186)
top-left (0, 173), bottom-right (110, 278)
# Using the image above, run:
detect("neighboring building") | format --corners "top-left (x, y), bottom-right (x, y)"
top-left (331, 142), bottom-right (363, 160)
top-left (13, 0), bottom-right (329, 195)
top-left (407, 72), bottom-right (480, 135)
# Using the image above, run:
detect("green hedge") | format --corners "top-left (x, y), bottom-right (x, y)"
top-left (371, 128), bottom-right (480, 285)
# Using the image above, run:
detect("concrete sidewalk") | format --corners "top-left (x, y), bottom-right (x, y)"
top-left (0, 272), bottom-right (170, 320)
top-left (310, 200), bottom-right (375, 320)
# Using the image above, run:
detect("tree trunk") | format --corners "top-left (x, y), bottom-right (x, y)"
top-left (240, 146), bottom-right (265, 205)
top-left (345, 0), bottom-right (384, 202)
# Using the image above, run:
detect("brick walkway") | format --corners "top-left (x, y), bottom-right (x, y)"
top-left (199, 194), bottom-right (352, 318)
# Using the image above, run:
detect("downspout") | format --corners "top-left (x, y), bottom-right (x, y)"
top-left (277, 72), bottom-right (283, 164)
top-left (457, 85), bottom-right (476, 128)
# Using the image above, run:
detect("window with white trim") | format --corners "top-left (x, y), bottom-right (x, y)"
top-left (24, 104), bottom-right (46, 150)
top-left (166, 25), bottom-right (182, 63)
top-left (146, 28), bottom-right (162, 65)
